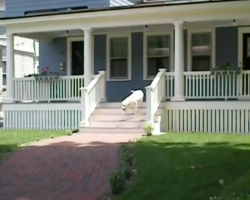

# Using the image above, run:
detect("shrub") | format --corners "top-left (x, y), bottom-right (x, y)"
top-left (122, 151), bottom-right (133, 166)
top-left (143, 124), bottom-right (154, 136)
top-left (123, 164), bottom-right (133, 179)
top-left (109, 170), bottom-right (126, 194)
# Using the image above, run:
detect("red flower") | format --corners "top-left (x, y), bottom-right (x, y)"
top-left (46, 67), bottom-right (49, 70)
top-left (221, 62), bottom-right (225, 66)
top-left (227, 62), bottom-right (230, 66)
top-left (42, 68), bottom-right (45, 72)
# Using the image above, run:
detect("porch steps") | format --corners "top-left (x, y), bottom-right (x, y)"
top-left (79, 102), bottom-right (162, 134)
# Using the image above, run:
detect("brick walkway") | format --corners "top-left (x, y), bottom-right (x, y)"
top-left (0, 134), bottom-right (142, 200)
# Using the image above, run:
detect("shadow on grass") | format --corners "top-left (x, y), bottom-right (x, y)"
top-left (0, 140), bottom-right (121, 200)
top-left (117, 139), bottom-right (250, 200)
top-left (0, 144), bottom-right (19, 160)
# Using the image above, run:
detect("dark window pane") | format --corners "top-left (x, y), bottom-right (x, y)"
top-left (192, 56), bottom-right (211, 71)
top-left (192, 32), bottom-right (211, 47)
top-left (2, 74), bottom-right (6, 85)
top-left (2, 61), bottom-right (6, 73)
top-left (110, 59), bottom-right (127, 78)
top-left (147, 35), bottom-right (170, 57)
top-left (147, 57), bottom-right (169, 77)
top-left (110, 37), bottom-right (128, 58)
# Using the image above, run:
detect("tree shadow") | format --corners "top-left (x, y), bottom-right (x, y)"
top-left (0, 140), bottom-right (122, 200)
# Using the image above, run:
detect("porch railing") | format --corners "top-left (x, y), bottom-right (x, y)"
top-left (80, 71), bottom-right (106, 126)
top-left (13, 75), bottom-right (84, 102)
top-left (145, 68), bottom-right (166, 124)
top-left (165, 70), bottom-right (250, 100)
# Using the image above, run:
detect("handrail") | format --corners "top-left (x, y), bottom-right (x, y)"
top-left (80, 70), bottom-right (106, 127)
top-left (84, 73), bottom-right (102, 93)
top-left (145, 68), bottom-right (166, 125)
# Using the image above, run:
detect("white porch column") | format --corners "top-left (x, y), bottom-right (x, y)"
top-left (0, 49), bottom-right (2, 95)
top-left (83, 28), bottom-right (92, 86)
top-left (6, 33), bottom-right (14, 102)
top-left (173, 21), bottom-right (185, 101)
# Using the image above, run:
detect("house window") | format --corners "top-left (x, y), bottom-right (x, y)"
top-left (108, 37), bottom-right (130, 80)
top-left (2, 61), bottom-right (6, 89)
top-left (190, 32), bottom-right (212, 71)
top-left (145, 34), bottom-right (171, 78)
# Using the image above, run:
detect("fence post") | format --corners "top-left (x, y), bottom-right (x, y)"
top-left (98, 70), bottom-right (106, 102)
top-left (80, 87), bottom-right (89, 127)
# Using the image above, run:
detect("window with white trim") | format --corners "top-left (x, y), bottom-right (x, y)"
top-left (2, 61), bottom-right (6, 89)
top-left (190, 32), bottom-right (212, 71)
top-left (109, 37), bottom-right (129, 79)
top-left (146, 34), bottom-right (171, 78)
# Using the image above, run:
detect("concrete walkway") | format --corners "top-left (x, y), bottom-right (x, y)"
top-left (0, 133), bottom-right (142, 200)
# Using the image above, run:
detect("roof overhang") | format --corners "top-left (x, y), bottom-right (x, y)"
top-left (1, 0), bottom-right (250, 34)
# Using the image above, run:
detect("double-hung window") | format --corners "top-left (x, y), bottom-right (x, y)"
top-left (145, 34), bottom-right (171, 79)
top-left (189, 31), bottom-right (214, 71)
top-left (108, 36), bottom-right (130, 80)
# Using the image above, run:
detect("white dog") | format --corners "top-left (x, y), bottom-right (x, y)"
top-left (121, 90), bottom-right (144, 114)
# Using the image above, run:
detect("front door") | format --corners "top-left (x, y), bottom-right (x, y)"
top-left (71, 41), bottom-right (84, 75)
top-left (243, 33), bottom-right (250, 70)
top-left (241, 33), bottom-right (250, 96)
top-left (70, 40), bottom-right (84, 96)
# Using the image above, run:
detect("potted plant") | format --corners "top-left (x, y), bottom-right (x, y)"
top-left (210, 62), bottom-right (241, 75)
top-left (25, 67), bottom-right (60, 81)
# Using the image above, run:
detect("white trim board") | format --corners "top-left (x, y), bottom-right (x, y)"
top-left (66, 36), bottom-right (94, 75)
top-left (187, 28), bottom-right (216, 71)
top-left (143, 30), bottom-right (174, 80)
top-left (106, 32), bottom-right (132, 81)
top-left (238, 27), bottom-right (250, 68)
top-left (4, 1), bottom-right (250, 34)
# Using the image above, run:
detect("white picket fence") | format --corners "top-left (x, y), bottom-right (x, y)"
top-left (165, 101), bottom-right (250, 134)
top-left (3, 102), bottom-right (81, 130)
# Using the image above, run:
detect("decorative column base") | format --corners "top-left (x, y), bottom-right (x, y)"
top-left (80, 120), bottom-right (89, 127)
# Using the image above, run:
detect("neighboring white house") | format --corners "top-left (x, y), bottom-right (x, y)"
top-left (0, 36), bottom-right (39, 104)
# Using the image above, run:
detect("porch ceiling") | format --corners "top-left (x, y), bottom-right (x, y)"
top-left (17, 19), bottom-right (250, 41)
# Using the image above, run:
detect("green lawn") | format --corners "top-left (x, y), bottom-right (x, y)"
top-left (117, 133), bottom-right (250, 200)
top-left (0, 130), bottom-right (70, 159)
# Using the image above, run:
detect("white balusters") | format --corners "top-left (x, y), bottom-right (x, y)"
top-left (3, 102), bottom-right (81, 130)
top-left (165, 101), bottom-right (250, 134)
top-left (13, 75), bottom-right (85, 102)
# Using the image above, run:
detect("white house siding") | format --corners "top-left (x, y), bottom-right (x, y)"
top-left (0, 50), bottom-right (37, 104)
top-left (14, 51), bottom-right (36, 78)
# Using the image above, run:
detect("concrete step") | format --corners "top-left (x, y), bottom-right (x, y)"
top-left (93, 108), bottom-right (163, 115)
top-left (97, 102), bottom-right (147, 108)
top-left (89, 121), bottom-right (145, 128)
top-left (79, 127), bottom-right (145, 134)
top-left (93, 108), bottom-right (147, 115)
top-left (89, 113), bottom-right (160, 122)
top-left (89, 113), bottom-right (146, 121)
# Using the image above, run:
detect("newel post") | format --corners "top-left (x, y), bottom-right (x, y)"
top-left (80, 87), bottom-right (89, 127)
top-left (159, 68), bottom-right (166, 98)
top-left (98, 70), bottom-right (107, 102)
top-left (145, 86), bottom-right (154, 124)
